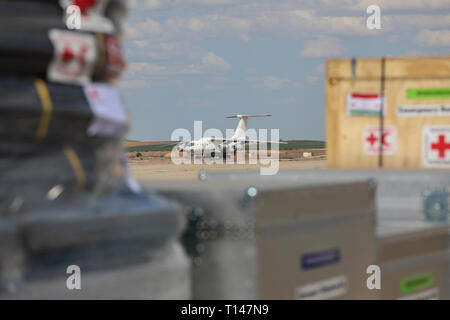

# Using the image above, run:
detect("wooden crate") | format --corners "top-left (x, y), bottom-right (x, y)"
top-left (326, 56), bottom-right (450, 168)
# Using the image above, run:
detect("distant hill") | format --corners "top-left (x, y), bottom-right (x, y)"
top-left (126, 141), bottom-right (168, 147)
top-left (126, 140), bottom-right (325, 152)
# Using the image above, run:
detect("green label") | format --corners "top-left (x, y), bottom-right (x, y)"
top-left (349, 110), bottom-right (381, 115)
top-left (400, 273), bottom-right (434, 294)
top-left (407, 88), bottom-right (450, 99)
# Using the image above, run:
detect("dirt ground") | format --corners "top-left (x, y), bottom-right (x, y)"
top-left (128, 157), bottom-right (326, 180)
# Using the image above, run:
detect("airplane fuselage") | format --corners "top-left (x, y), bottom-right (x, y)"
top-left (174, 138), bottom-right (244, 157)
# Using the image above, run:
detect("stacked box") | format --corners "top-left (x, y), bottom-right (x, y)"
top-left (204, 169), bottom-right (450, 222)
top-left (0, 219), bottom-right (23, 294)
top-left (0, 0), bottom-right (130, 215)
top-left (204, 169), bottom-right (450, 299)
top-left (376, 221), bottom-right (449, 300)
top-left (0, 1), bottom-right (191, 299)
top-left (326, 56), bottom-right (450, 169)
top-left (0, 194), bottom-right (191, 299)
top-left (145, 178), bottom-right (377, 299)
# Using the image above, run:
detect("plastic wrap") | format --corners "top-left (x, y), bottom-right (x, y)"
top-left (0, 190), bottom-right (190, 299)
top-left (0, 75), bottom-right (132, 214)
top-left (0, 139), bottom-right (128, 215)
top-left (0, 77), bottom-right (129, 143)
top-left (0, 24), bottom-right (126, 84)
top-left (0, 0), bottom-right (127, 34)
top-left (0, 0), bottom-right (192, 299)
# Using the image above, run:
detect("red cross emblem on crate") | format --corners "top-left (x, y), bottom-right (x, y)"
top-left (423, 126), bottom-right (450, 167)
top-left (363, 126), bottom-right (397, 155)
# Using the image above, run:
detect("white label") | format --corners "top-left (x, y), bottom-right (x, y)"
top-left (84, 83), bottom-right (128, 137)
top-left (363, 125), bottom-right (397, 155)
top-left (60, 0), bottom-right (115, 33)
top-left (48, 29), bottom-right (97, 85)
top-left (423, 126), bottom-right (450, 168)
top-left (347, 93), bottom-right (387, 116)
top-left (399, 287), bottom-right (439, 300)
top-left (397, 105), bottom-right (450, 117)
top-left (295, 275), bottom-right (348, 300)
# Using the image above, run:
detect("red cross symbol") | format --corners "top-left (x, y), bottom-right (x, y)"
top-left (72, 0), bottom-right (98, 16)
top-left (431, 134), bottom-right (450, 159)
top-left (366, 132), bottom-right (389, 146)
top-left (58, 42), bottom-right (89, 76)
top-left (62, 46), bottom-right (74, 62)
top-left (381, 132), bottom-right (389, 146)
top-left (366, 133), bottom-right (378, 146)
top-left (88, 88), bottom-right (100, 100)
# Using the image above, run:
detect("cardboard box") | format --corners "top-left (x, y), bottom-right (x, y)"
top-left (376, 221), bottom-right (449, 299)
top-left (326, 56), bottom-right (450, 169)
top-left (147, 178), bottom-right (376, 299)
top-left (205, 169), bottom-right (450, 221)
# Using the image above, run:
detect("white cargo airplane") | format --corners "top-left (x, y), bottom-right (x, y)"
top-left (173, 114), bottom-right (288, 158)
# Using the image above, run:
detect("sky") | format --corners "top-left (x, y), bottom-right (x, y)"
top-left (118, 0), bottom-right (450, 141)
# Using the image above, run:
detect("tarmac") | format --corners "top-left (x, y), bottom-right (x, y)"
top-left (128, 158), bottom-right (326, 180)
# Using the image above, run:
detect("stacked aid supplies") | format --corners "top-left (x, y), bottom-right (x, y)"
top-left (0, 0), bottom-right (131, 214)
top-left (0, 1), bottom-right (189, 299)
top-left (0, 0), bottom-right (127, 83)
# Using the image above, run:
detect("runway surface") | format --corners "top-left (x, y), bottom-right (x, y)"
top-left (129, 158), bottom-right (326, 180)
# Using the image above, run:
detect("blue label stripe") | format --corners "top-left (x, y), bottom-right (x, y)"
top-left (301, 248), bottom-right (341, 270)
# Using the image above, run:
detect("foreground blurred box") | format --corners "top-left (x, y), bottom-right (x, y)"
top-left (145, 178), bottom-right (376, 299)
top-left (376, 221), bottom-right (449, 300)
top-left (0, 194), bottom-right (191, 299)
top-left (204, 169), bottom-right (450, 222)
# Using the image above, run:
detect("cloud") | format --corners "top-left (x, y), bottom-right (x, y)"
top-left (385, 14), bottom-right (450, 30)
top-left (288, 10), bottom-right (374, 36)
top-left (156, 0), bottom-right (233, 7)
top-left (248, 76), bottom-right (302, 90)
top-left (126, 62), bottom-right (167, 75)
top-left (179, 64), bottom-right (206, 75)
top-left (178, 52), bottom-right (232, 74)
top-left (176, 97), bottom-right (216, 108)
top-left (145, 0), bottom-right (163, 9)
top-left (306, 62), bottom-right (326, 84)
top-left (125, 18), bottom-right (162, 39)
top-left (122, 1), bottom-right (449, 89)
top-left (239, 34), bottom-right (250, 43)
top-left (299, 36), bottom-right (344, 57)
top-left (201, 52), bottom-right (232, 71)
top-left (186, 18), bottom-right (207, 32)
top-left (119, 80), bottom-right (151, 88)
top-left (186, 0), bottom-right (233, 5)
top-left (352, 0), bottom-right (450, 11)
top-left (276, 97), bottom-right (297, 105)
top-left (415, 29), bottom-right (450, 47)
top-left (124, 53), bottom-right (231, 79)
top-left (124, 1), bottom-right (449, 67)
top-left (134, 40), bottom-right (150, 47)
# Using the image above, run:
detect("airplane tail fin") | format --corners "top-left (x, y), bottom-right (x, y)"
top-left (226, 114), bottom-right (272, 140)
